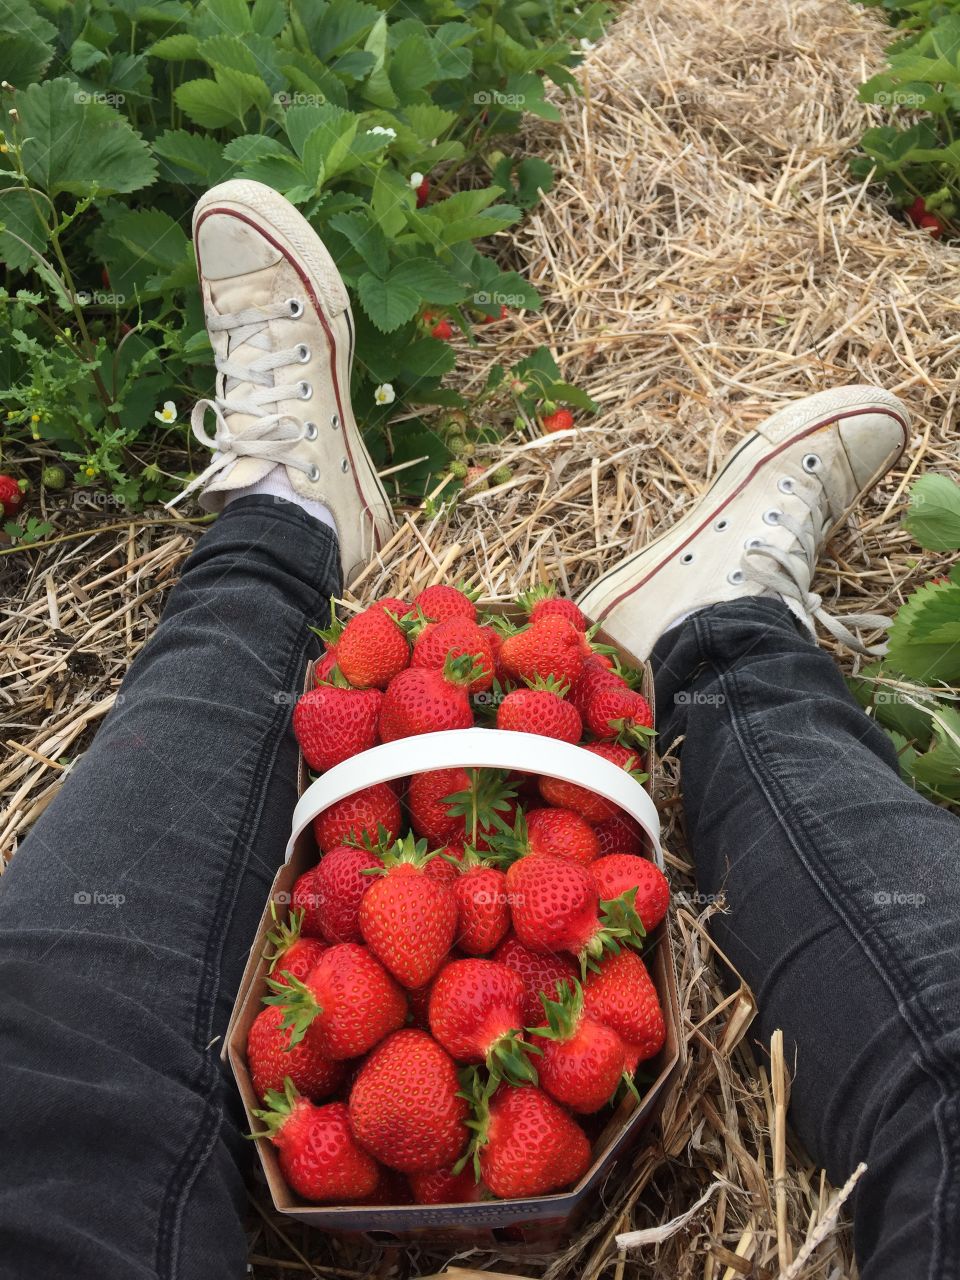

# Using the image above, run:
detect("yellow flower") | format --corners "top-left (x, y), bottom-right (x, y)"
top-left (30, 412), bottom-right (40, 422)
top-left (84, 466), bottom-right (96, 477)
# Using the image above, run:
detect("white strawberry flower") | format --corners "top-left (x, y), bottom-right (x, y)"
top-left (366, 125), bottom-right (397, 140)
top-left (409, 171), bottom-right (425, 189)
top-left (579, 37), bottom-right (596, 50)
top-left (154, 399), bottom-right (177, 424)
top-left (374, 383), bottom-right (396, 406)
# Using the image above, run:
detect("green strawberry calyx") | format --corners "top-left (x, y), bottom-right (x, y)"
top-left (522, 674), bottom-right (571, 697)
top-left (516, 584), bottom-right (557, 616)
top-left (454, 1066), bottom-right (496, 1181)
top-left (610, 717), bottom-right (657, 750)
top-left (482, 808), bottom-right (532, 868)
top-left (442, 651), bottom-right (489, 690)
top-left (249, 1075), bottom-right (300, 1142)
top-left (368, 830), bottom-right (440, 873)
top-left (263, 904), bottom-right (305, 976)
top-left (528, 977), bottom-right (584, 1043)
top-left (262, 973), bottom-right (323, 1047)
top-left (444, 768), bottom-right (518, 849)
top-left (311, 598), bottom-right (344, 649)
top-left (579, 888), bottom-right (647, 978)
top-left (485, 1028), bottom-right (541, 1088)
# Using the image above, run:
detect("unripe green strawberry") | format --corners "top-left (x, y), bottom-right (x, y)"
top-left (41, 465), bottom-right (67, 491)
top-left (490, 465), bottom-right (511, 485)
top-left (450, 460), bottom-right (469, 479)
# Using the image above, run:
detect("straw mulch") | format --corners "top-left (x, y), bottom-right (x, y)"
top-left (3, 0), bottom-right (958, 1274)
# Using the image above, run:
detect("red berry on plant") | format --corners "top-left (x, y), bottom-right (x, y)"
top-left (542, 408), bottom-right (574, 433)
top-left (0, 475), bottom-right (25, 517)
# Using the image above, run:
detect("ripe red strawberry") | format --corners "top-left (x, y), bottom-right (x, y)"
top-left (376, 596), bottom-right (414, 618)
top-left (379, 654), bottom-right (480, 742)
top-left (336, 607), bottom-right (410, 689)
top-left (264, 905), bottom-right (327, 986)
top-left (591, 854), bottom-right (669, 931)
top-left (410, 1165), bottom-right (484, 1204)
top-left (493, 934), bottom-right (579, 1024)
top-left (415, 176), bottom-right (430, 207)
top-left (538, 743), bottom-right (644, 821)
top-left (584, 684), bottom-right (653, 745)
top-left (429, 958), bottom-right (537, 1085)
top-left (431, 317), bottom-right (454, 341)
top-left (506, 853), bottom-right (645, 968)
top-left (412, 617), bottom-right (494, 691)
top-left (496, 678), bottom-right (582, 743)
top-left (267, 942), bottom-right (407, 1059)
top-left (906, 195), bottom-right (927, 225)
top-left (292, 866), bottom-right (326, 938)
top-left (479, 304), bottom-right (509, 324)
top-left (530, 979), bottom-right (627, 1113)
top-left (920, 213), bottom-right (944, 238)
top-left (469, 1079), bottom-right (591, 1198)
top-left (246, 1004), bottom-right (345, 1103)
top-left (413, 583), bottom-right (476, 623)
top-left (519, 586), bottom-right (587, 632)
top-left (252, 1085), bottom-right (379, 1202)
top-left (314, 647), bottom-right (339, 683)
top-left (499, 617), bottom-right (588, 687)
top-left (583, 948), bottom-right (665, 1068)
top-left (359, 834), bottom-right (458, 987)
top-left (293, 683), bottom-right (382, 772)
top-left (313, 783), bottom-right (401, 852)
top-left (541, 408), bottom-right (574, 433)
top-left (593, 812), bottom-right (644, 856)
top-left (454, 854), bottom-right (511, 954)
top-left (408, 768), bottom-right (516, 849)
top-left (349, 1029), bottom-right (469, 1173)
top-left (311, 844), bottom-right (383, 943)
top-left (525, 807), bottom-right (600, 865)
top-left (423, 842), bottom-right (466, 885)
top-left (569, 655), bottom-right (625, 719)
top-left (0, 474), bottom-right (24, 517)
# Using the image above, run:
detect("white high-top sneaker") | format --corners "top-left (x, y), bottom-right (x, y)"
top-left (578, 386), bottom-right (910, 659)
top-left (168, 180), bottom-right (395, 584)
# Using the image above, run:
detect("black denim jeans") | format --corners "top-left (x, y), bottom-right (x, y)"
top-left (652, 597), bottom-right (960, 1280)
top-left (0, 500), bottom-right (957, 1279)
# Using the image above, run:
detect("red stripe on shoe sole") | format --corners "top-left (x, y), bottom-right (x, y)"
top-left (594, 406), bottom-right (908, 622)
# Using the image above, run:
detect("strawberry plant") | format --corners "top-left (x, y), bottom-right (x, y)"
top-left (0, 0), bottom-right (608, 509)
top-left (850, 473), bottom-right (960, 803)
top-left (851, 4), bottom-right (960, 236)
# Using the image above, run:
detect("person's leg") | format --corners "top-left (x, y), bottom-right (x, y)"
top-left (652, 596), bottom-right (960, 1280)
top-left (577, 384), bottom-right (959, 1279)
top-left (0, 496), bottom-right (339, 1279)
top-left (0, 179), bottom-right (396, 1280)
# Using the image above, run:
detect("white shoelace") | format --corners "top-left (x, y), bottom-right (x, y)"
top-left (168, 300), bottom-right (315, 507)
top-left (741, 472), bottom-right (890, 656)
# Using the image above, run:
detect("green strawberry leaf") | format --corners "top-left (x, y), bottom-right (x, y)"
top-left (886, 580), bottom-right (960, 682)
top-left (14, 77), bottom-right (157, 197)
top-left (905, 473), bottom-right (960, 552)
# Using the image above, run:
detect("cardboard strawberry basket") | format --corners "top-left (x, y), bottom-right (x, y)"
top-left (225, 610), bottom-right (683, 1250)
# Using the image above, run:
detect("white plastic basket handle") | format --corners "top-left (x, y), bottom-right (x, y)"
top-left (287, 727), bottom-right (662, 868)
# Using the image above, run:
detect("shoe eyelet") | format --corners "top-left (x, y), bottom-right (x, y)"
top-left (296, 344), bottom-right (311, 363)
top-left (680, 551), bottom-right (695, 565)
top-left (330, 413), bottom-right (341, 430)
top-left (728, 569), bottom-right (745, 585)
top-left (763, 509), bottom-right (781, 525)
top-left (303, 421), bottom-right (318, 441)
top-left (287, 298), bottom-right (304, 318)
top-left (340, 458), bottom-right (349, 473)
top-left (745, 536), bottom-right (762, 550)
top-left (713, 518), bottom-right (729, 532)
top-left (802, 453), bottom-right (821, 473)
top-left (298, 381), bottom-right (313, 400)
top-left (307, 464), bottom-right (320, 482)
top-left (778, 477), bottom-right (795, 494)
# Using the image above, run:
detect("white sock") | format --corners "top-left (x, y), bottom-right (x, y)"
top-left (224, 466), bottom-right (337, 534)
top-left (662, 608), bottom-right (701, 634)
